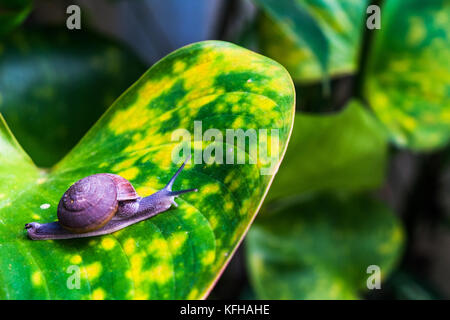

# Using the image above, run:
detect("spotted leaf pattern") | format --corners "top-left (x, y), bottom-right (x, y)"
top-left (364, 0), bottom-right (450, 150)
top-left (0, 41), bottom-right (295, 299)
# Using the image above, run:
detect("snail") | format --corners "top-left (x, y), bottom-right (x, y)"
top-left (25, 156), bottom-right (197, 240)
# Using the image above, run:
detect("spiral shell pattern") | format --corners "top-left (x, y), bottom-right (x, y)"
top-left (57, 174), bottom-right (118, 233)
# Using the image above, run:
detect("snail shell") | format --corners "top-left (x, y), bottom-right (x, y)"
top-left (57, 174), bottom-right (139, 233)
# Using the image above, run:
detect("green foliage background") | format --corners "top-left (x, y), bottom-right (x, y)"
top-left (245, 0), bottom-right (450, 300)
top-left (0, 0), bottom-right (449, 300)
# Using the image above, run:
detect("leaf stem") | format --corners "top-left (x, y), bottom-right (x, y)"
top-left (355, 0), bottom-right (384, 103)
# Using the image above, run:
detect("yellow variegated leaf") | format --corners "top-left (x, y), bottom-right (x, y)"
top-left (0, 41), bottom-right (295, 299)
top-left (364, 0), bottom-right (450, 150)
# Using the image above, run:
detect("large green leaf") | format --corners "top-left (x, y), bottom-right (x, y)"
top-left (0, 0), bottom-right (32, 35)
top-left (0, 28), bottom-right (146, 167)
top-left (364, 0), bottom-right (450, 151)
top-left (267, 101), bottom-right (388, 202)
top-left (256, 0), bottom-right (369, 83)
top-left (0, 41), bottom-right (295, 299)
top-left (246, 194), bottom-right (404, 299)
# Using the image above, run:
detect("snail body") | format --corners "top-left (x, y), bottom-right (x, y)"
top-left (25, 157), bottom-right (197, 240)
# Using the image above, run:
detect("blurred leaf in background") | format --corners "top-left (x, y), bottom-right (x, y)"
top-left (0, 28), bottom-right (146, 167)
top-left (255, 0), bottom-right (369, 83)
top-left (364, 0), bottom-right (450, 151)
top-left (267, 100), bottom-right (388, 202)
top-left (254, 0), bottom-right (450, 152)
top-left (0, 0), bottom-right (32, 36)
top-left (0, 41), bottom-right (295, 299)
top-left (247, 193), bottom-right (404, 299)
top-left (242, 0), bottom-right (409, 301)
